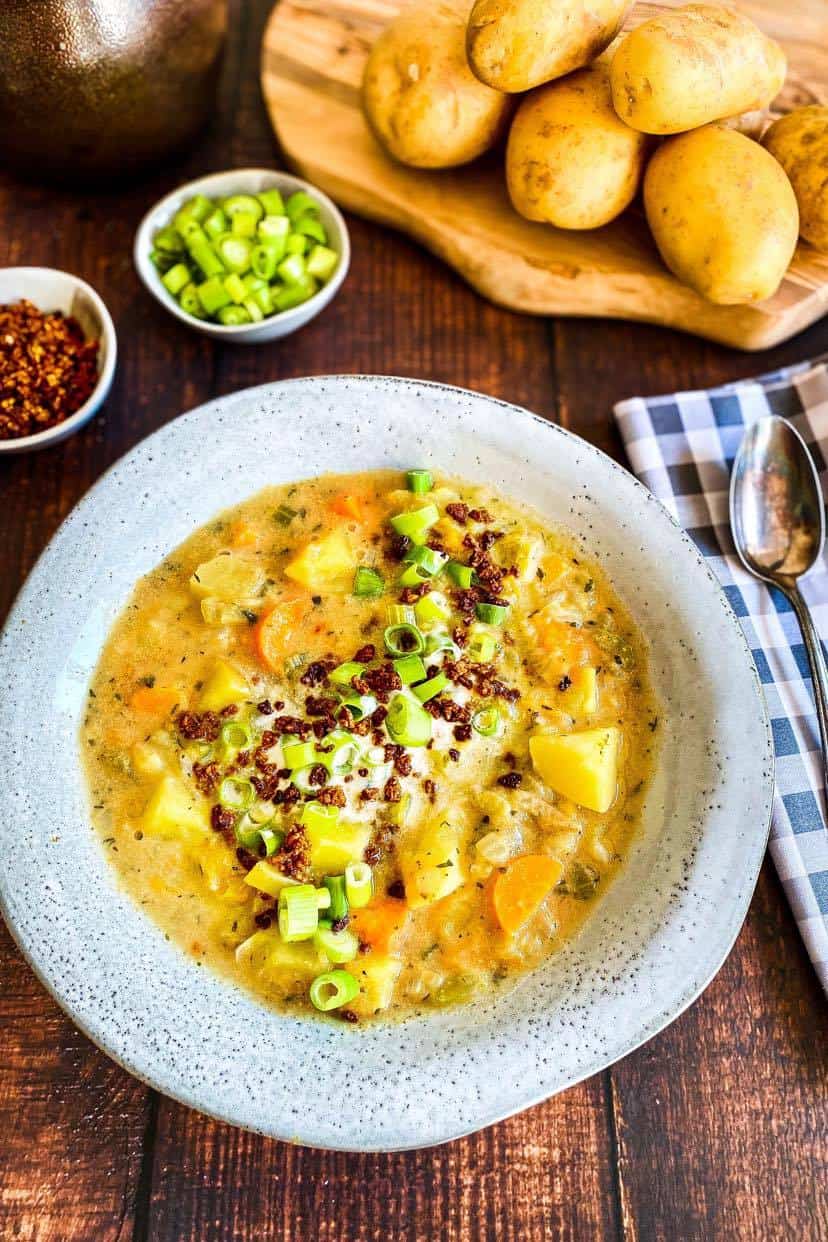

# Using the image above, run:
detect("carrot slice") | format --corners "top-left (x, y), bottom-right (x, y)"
top-left (492, 855), bottom-right (563, 934)
top-left (329, 493), bottom-right (365, 522)
top-left (350, 897), bottom-right (408, 952)
top-left (130, 685), bottom-right (178, 715)
top-left (253, 599), bottom-right (308, 672)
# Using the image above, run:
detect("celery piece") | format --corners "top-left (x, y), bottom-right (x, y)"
top-left (286, 190), bottom-right (319, 222)
top-left (161, 263), bottom-right (191, 296)
top-left (203, 207), bottom-right (227, 239)
top-left (231, 211), bottom-right (258, 239)
top-left (223, 273), bottom-right (247, 304)
top-left (243, 297), bottom-right (264, 323)
top-left (278, 253), bottom-right (307, 285)
top-left (217, 304), bottom-right (252, 326)
top-left (293, 214), bottom-right (327, 244)
top-left (189, 240), bottom-right (225, 279)
top-left (257, 188), bottom-right (286, 216)
top-left (306, 245), bottom-right (338, 281)
top-left (197, 276), bottom-right (233, 315)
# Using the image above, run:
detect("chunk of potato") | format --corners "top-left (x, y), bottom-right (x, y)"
top-left (643, 126), bottom-right (799, 305)
top-left (559, 666), bottom-right (598, 716)
top-left (236, 930), bottom-right (329, 991)
top-left (400, 819), bottom-right (464, 907)
top-left (306, 819), bottom-right (371, 874)
top-left (199, 660), bottom-right (250, 712)
top-left (530, 727), bottom-right (619, 813)
top-left (244, 861), bottom-right (299, 898)
top-left (763, 106), bottom-right (828, 252)
top-left (467, 0), bottom-right (630, 93)
top-left (284, 529), bottom-right (354, 591)
top-left (610, 5), bottom-right (786, 135)
top-left (190, 552), bottom-right (265, 602)
top-left (495, 532), bottom-right (543, 583)
top-left (345, 953), bottom-right (403, 1015)
top-left (142, 775), bottom-right (211, 845)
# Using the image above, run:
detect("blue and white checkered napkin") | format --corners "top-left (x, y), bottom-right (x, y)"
top-left (614, 355), bottom-right (828, 995)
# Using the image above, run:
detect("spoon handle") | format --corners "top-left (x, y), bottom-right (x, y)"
top-left (786, 585), bottom-right (828, 795)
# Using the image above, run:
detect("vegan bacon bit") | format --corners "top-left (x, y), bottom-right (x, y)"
top-left (445, 502), bottom-right (469, 525)
top-left (0, 300), bottom-right (99, 440)
top-left (497, 772), bottom-right (523, 789)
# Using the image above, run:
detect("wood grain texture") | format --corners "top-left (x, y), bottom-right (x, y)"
top-left (0, 2), bottom-right (826, 1239)
top-left (260, 0), bottom-right (828, 351)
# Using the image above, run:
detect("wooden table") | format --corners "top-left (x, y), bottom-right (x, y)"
top-left (1, 3), bottom-right (826, 1238)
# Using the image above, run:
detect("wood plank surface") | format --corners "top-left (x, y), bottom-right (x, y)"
top-left (0, 2), bottom-right (826, 1240)
top-left (260, 0), bottom-right (828, 351)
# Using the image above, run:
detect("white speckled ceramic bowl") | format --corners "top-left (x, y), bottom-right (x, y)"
top-left (0, 377), bottom-right (773, 1151)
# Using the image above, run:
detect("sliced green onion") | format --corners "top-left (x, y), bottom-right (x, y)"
top-left (338, 693), bottom-right (378, 721)
top-left (217, 304), bottom-right (251, 326)
top-left (291, 765), bottom-right (320, 794)
top-left (286, 190), bottom-right (320, 221)
top-left (179, 284), bottom-right (205, 319)
top-left (231, 211), bottom-right (258, 239)
top-left (224, 272), bottom-right (247, 304)
top-left (386, 604), bottom-right (416, 626)
top-left (309, 969), bottom-right (360, 1011)
top-left (446, 561), bottom-right (474, 588)
top-left (467, 627), bottom-right (498, 662)
top-left (223, 193), bottom-right (264, 222)
top-left (285, 232), bottom-right (307, 257)
top-left (257, 826), bottom-right (282, 857)
top-left (412, 672), bottom-right (449, 703)
top-left (345, 861), bottom-right (373, 908)
top-left (219, 776), bottom-right (255, 811)
top-left (203, 208), bottom-right (227, 239)
top-left (306, 245), bottom-right (338, 281)
top-left (386, 694), bottom-right (432, 747)
top-left (278, 884), bottom-right (319, 942)
top-left (414, 592), bottom-right (452, 629)
top-left (217, 235), bottom-right (252, 272)
top-left (249, 799), bottom-right (276, 825)
top-left (393, 653), bottom-right (427, 685)
top-left (425, 632), bottom-right (460, 658)
top-left (161, 263), bottom-right (190, 296)
top-left (314, 920), bottom-right (359, 964)
top-left (472, 705), bottom-right (502, 737)
top-left (403, 544), bottom-right (447, 576)
top-left (302, 800), bottom-right (341, 834)
top-left (329, 661), bottom-right (366, 687)
top-left (220, 719), bottom-right (253, 750)
top-left (257, 187), bottom-right (286, 216)
top-left (174, 194), bottom-right (212, 229)
top-left (235, 820), bottom-right (265, 850)
top-left (251, 243), bottom-right (278, 280)
top-left (475, 601), bottom-right (509, 625)
top-left (190, 241), bottom-right (225, 279)
top-left (242, 297), bottom-right (264, 323)
top-left (278, 253), bottom-right (306, 285)
top-left (274, 503), bottom-right (298, 526)
top-left (384, 623), bottom-right (425, 657)
top-left (154, 227), bottom-right (185, 255)
top-left (353, 566), bottom-right (385, 598)
top-left (389, 504), bottom-right (440, 545)
top-left (406, 469), bottom-right (433, 495)
top-left (323, 873), bottom-right (349, 921)
top-left (317, 888), bottom-right (332, 910)
top-left (282, 738), bottom-right (317, 770)
top-left (197, 275), bottom-right (232, 314)
top-left (398, 565), bottom-right (428, 588)
top-left (318, 729), bottom-right (361, 770)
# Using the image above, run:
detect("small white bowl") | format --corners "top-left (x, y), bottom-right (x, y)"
top-left (134, 169), bottom-right (351, 343)
top-left (0, 267), bottom-right (117, 456)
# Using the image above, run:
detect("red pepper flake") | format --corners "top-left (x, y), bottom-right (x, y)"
top-left (0, 299), bottom-right (99, 439)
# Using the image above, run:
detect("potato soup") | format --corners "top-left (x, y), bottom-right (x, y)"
top-left (82, 470), bottom-right (659, 1021)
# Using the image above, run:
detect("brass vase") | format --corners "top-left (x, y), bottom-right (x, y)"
top-left (0, 0), bottom-right (228, 182)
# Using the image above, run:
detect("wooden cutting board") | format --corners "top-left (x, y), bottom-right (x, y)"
top-left (261, 0), bottom-right (828, 350)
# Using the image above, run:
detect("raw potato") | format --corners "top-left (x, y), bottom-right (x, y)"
top-left (610, 5), bottom-right (786, 135)
top-left (466, 0), bottom-right (631, 93)
top-left (506, 56), bottom-right (649, 229)
top-left (763, 106), bottom-right (828, 252)
top-left (644, 126), bottom-right (799, 305)
top-left (361, 0), bottom-right (512, 169)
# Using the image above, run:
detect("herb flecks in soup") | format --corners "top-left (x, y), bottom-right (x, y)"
top-left (83, 470), bottom-right (659, 1021)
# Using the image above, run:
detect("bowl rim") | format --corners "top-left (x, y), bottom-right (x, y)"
top-left (133, 167), bottom-right (351, 337)
top-left (0, 266), bottom-right (117, 454)
top-left (0, 375), bottom-right (774, 1149)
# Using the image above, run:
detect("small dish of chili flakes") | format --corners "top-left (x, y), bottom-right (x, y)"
top-left (0, 267), bottom-right (116, 455)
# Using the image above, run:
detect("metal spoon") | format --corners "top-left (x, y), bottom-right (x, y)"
top-left (730, 415), bottom-right (828, 789)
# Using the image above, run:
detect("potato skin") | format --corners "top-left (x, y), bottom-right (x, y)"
top-left (610, 5), bottom-right (786, 135)
top-left (643, 126), bottom-right (799, 304)
top-left (362, 0), bottom-right (511, 169)
top-left (467, 0), bottom-right (631, 94)
top-left (763, 106), bottom-right (828, 252)
top-left (506, 57), bottom-right (649, 229)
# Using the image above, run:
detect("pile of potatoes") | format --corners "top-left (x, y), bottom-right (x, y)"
top-left (361, 0), bottom-right (828, 305)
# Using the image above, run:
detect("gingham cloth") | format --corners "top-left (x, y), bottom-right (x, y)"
top-left (614, 355), bottom-right (828, 994)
